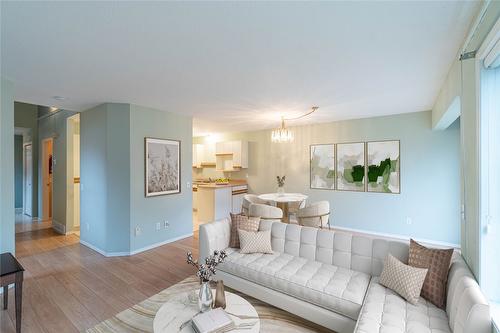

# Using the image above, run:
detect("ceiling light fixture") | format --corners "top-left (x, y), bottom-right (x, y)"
top-left (271, 106), bottom-right (319, 143)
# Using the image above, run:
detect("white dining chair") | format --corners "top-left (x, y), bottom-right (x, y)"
top-left (241, 194), bottom-right (269, 216)
top-left (297, 201), bottom-right (331, 229)
top-left (249, 203), bottom-right (283, 222)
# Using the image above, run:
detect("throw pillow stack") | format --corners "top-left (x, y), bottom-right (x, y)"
top-left (229, 213), bottom-right (273, 254)
top-left (379, 239), bottom-right (453, 308)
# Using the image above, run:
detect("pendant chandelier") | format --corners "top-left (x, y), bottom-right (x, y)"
top-left (271, 106), bottom-right (318, 143)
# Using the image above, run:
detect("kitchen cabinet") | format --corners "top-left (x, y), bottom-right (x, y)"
top-left (192, 143), bottom-right (216, 167)
top-left (201, 142), bottom-right (216, 166)
top-left (215, 140), bottom-right (248, 171)
top-left (198, 186), bottom-right (232, 222)
top-left (232, 184), bottom-right (247, 214)
top-left (192, 144), bottom-right (204, 168)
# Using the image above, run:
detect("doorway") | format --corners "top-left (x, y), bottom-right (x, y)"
top-left (66, 114), bottom-right (80, 235)
top-left (23, 143), bottom-right (33, 216)
top-left (42, 138), bottom-right (53, 221)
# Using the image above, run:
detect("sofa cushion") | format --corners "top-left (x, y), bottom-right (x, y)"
top-left (379, 254), bottom-right (428, 305)
top-left (409, 239), bottom-right (453, 309)
top-left (354, 277), bottom-right (451, 333)
top-left (219, 248), bottom-right (371, 320)
top-left (229, 213), bottom-right (260, 248)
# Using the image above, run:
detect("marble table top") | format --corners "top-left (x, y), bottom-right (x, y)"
top-left (258, 193), bottom-right (308, 203)
top-left (153, 289), bottom-right (260, 333)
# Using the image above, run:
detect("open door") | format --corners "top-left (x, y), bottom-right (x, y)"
top-left (23, 143), bottom-right (33, 216)
top-left (42, 138), bottom-right (53, 221)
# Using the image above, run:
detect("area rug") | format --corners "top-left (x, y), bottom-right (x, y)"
top-left (86, 275), bottom-right (333, 333)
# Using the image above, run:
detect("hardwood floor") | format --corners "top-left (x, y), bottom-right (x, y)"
top-left (1, 227), bottom-right (198, 333)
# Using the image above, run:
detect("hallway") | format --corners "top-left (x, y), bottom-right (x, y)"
top-left (14, 213), bottom-right (52, 234)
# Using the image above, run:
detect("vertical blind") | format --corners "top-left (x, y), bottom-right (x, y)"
top-left (479, 63), bottom-right (500, 302)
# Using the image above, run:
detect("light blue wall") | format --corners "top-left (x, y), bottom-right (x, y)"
top-left (196, 111), bottom-right (460, 245)
top-left (1, 77), bottom-right (15, 253)
top-left (14, 135), bottom-right (23, 208)
top-left (130, 104), bottom-right (193, 252)
top-left (80, 104), bottom-right (109, 251)
top-left (105, 104), bottom-right (131, 253)
top-left (14, 102), bottom-right (39, 215)
top-left (80, 103), bottom-right (131, 253)
top-left (80, 103), bottom-right (192, 254)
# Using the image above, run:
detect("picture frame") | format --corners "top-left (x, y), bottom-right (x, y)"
top-left (145, 137), bottom-right (181, 197)
top-left (310, 144), bottom-right (336, 190)
top-left (366, 140), bottom-right (400, 194)
top-left (336, 142), bottom-right (366, 192)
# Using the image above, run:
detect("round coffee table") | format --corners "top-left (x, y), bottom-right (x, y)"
top-left (153, 290), bottom-right (260, 333)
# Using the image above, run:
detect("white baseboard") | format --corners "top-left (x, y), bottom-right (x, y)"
top-left (332, 225), bottom-right (460, 249)
top-left (79, 232), bottom-right (194, 257)
top-left (130, 232), bottom-right (194, 255)
top-left (52, 220), bottom-right (66, 234)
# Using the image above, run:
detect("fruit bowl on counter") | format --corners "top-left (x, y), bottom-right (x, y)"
top-left (214, 178), bottom-right (230, 185)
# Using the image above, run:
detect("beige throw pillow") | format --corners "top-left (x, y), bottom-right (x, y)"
top-left (229, 213), bottom-right (260, 248)
top-left (379, 254), bottom-right (428, 305)
top-left (238, 229), bottom-right (273, 254)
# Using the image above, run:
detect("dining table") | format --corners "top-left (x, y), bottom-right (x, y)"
top-left (257, 193), bottom-right (308, 223)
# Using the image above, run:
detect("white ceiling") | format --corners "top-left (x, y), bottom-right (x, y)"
top-left (1, 1), bottom-right (478, 135)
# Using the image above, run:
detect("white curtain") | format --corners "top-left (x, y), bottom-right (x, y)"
top-left (479, 64), bottom-right (500, 302)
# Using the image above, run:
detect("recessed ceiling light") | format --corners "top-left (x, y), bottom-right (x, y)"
top-left (52, 96), bottom-right (65, 101)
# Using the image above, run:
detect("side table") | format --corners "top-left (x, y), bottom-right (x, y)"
top-left (1, 253), bottom-right (24, 333)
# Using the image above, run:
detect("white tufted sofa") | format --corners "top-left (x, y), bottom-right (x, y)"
top-left (199, 218), bottom-right (491, 333)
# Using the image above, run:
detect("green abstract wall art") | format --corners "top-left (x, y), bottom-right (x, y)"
top-left (336, 142), bottom-right (365, 192)
top-left (367, 140), bottom-right (400, 193)
top-left (310, 144), bottom-right (335, 190)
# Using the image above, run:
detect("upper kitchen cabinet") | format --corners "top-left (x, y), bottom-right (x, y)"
top-left (202, 142), bottom-right (216, 166)
top-left (192, 142), bottom-right (216, 168)
top-left (215, 140), bottom-right (248, 171)
top-left (192, 143), bottom-right (204, 168)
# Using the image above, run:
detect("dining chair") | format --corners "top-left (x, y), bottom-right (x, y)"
top-left (297, 201), bottom-right (331, 229)
top-left (241, 194), bottom-right (269, 216)
top-left (249, 203), bottom-right (283, 222)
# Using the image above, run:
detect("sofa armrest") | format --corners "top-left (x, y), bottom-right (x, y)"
top-left (199, 217), bottom-right (231, 263)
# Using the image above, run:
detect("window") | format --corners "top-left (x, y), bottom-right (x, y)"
top-left (479, 60), bottom-right (500, 327)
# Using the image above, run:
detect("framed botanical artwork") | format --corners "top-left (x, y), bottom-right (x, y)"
top-left (367, 140), bottom-right (400, 193)
top-left (145, 137), bottom-right (181, 197)
top-left (336, 142), bottom-right (365, 192)
top-left (310, 144), bottom-right (335, 190)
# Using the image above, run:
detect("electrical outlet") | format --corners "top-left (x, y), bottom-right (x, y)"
top-left (187, 182), bottom-right (191, 188)
top-left (135, 226), bottom-right (141, 236)
top-left (86, 223), bottom-right (90, 231)
top-left (406, 217), bottom-right (412, 225)
top-left (164, 220), bottom-right (169, 229)
top-left (156, 222), bottom-right (161, 231)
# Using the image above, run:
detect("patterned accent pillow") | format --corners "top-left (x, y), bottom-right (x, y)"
top-left (229, 213), bottom-right (260, 248)
top-left (238, 229), bottom-right (273, 254)
top-left (408, 239), bottom-right (453, 308)
top-left (379, 254), bottom-right (428, 305)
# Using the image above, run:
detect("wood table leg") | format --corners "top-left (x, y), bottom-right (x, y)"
top-left (3, 285), bottom-right (7, 310)
top-left (277, 202), bottom-right (290, 223)
top-left (15, 272), bottom-right (23, 333)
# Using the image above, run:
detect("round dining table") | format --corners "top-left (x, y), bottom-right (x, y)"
top-left (258, 193), bottom-right (308, 223)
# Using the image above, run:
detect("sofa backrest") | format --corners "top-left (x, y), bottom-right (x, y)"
top-left (259, 220), bottom-right (409, 276)
top-left (446, 256), bottom-right (491, 333)
top-left (257, 220), bottom-right (491, 333)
